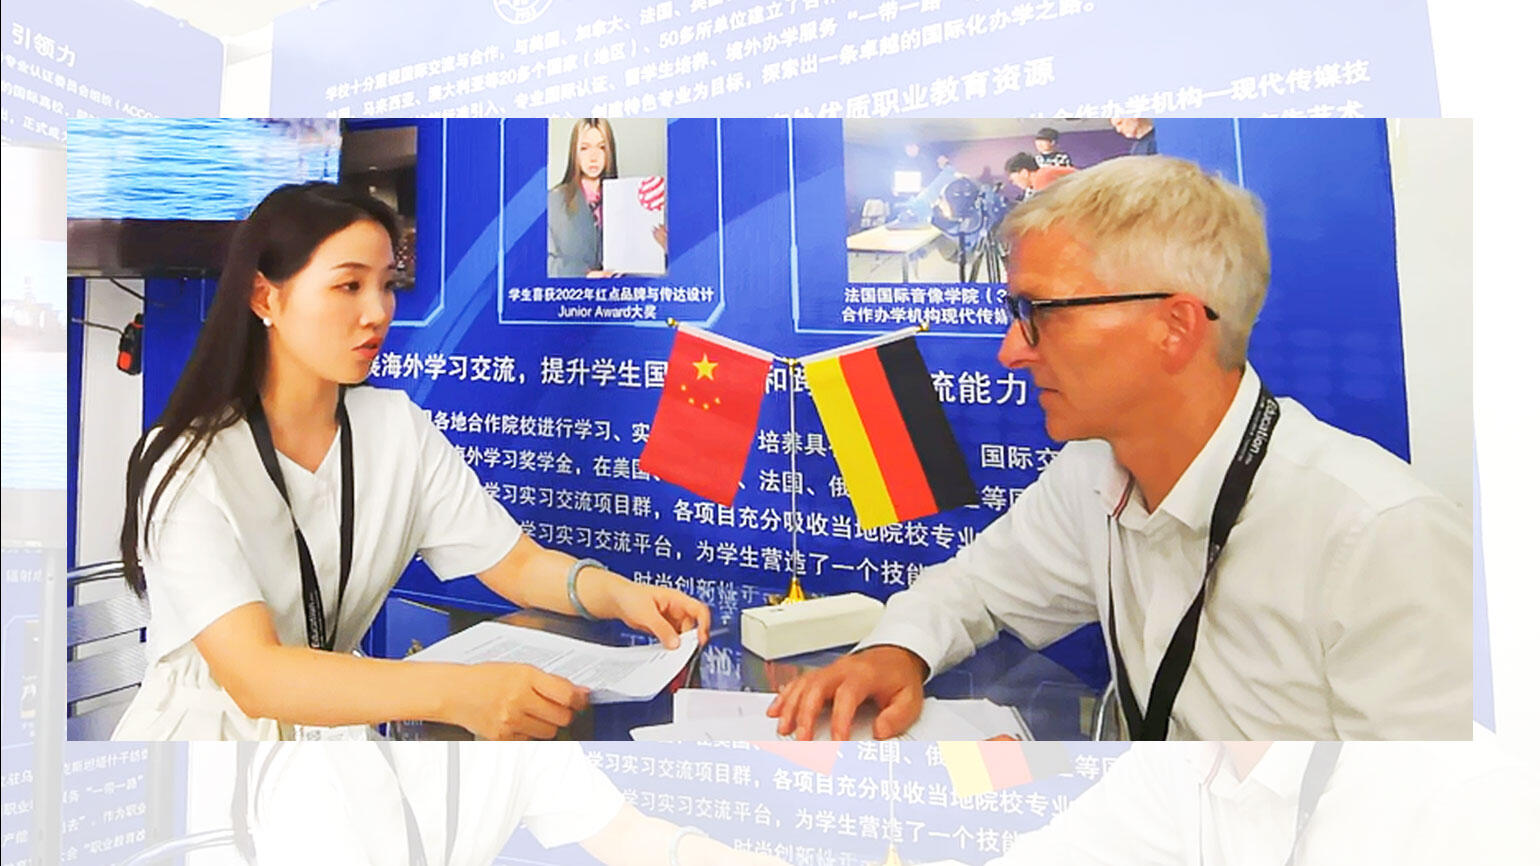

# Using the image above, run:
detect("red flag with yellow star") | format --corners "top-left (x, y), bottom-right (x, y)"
top-left (639, 324), bottom-right (775, 506)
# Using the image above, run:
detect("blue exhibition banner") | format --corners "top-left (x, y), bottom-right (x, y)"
top-left (1, 742), bottom-right (164, 865)
top-left (502, 740), bottom-right (1129, 865)
top-left (1, 0), bottom-right (223, 145)
top-left (137, 117), bottom-right (1411, 690)
top-left (270, 0), bottom-right (1439, 119)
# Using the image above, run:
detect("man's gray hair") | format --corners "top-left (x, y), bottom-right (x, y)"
top-left (999, 155), bottom-right (1270, 369)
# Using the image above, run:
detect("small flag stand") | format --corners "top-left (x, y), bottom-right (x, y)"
top-left (662, 321), bottom-right (942, 606)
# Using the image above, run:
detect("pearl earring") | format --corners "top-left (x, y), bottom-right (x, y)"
top-left (261, 317), bottom-right (272, 328)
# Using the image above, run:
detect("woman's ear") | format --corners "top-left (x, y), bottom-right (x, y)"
top-left (250, 272), bottom-right (277, 325)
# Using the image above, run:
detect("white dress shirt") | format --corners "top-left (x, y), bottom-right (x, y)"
top-left (112, 386), bottom-right (524, 740)
top-left (857, 365), bottom-right (1472, 739)
top-left (984, 737), bottom-right (1539, 866)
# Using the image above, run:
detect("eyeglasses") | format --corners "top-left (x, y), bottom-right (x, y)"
top-left (1003, 292), bottom-right (1220, 346)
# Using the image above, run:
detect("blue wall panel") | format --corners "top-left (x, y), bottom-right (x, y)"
top-left (135, 118), bottom-right (1410, 691)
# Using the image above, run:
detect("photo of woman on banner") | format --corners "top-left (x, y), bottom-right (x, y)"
top-left (547, 118), bottom-right (668, 278)
top-left (110, 181), bottom-right (709, 741)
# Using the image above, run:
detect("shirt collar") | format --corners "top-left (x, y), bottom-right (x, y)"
top-left (1091, 364), bottom-right (1262, 525)
top-left (1242, 742), bottom-right (1314, 799)
top-left (1149, 364), bottom-right (1263, 532)
top-left (1185, 742), bottom-right (1314, 801)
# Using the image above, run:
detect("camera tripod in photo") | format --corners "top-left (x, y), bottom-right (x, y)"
top-left (929, 176), bottom-right (1013, 284)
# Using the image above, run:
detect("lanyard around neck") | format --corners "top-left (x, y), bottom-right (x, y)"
top-left (1199, 741), bottom-right (1342, 866)
top-left (247, 391), bottom-right (355, 652)
top-left (1106, 384), bottom-right (1280, 740)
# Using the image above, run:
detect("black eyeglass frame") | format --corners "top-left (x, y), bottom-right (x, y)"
top-left (1003, 292), bottom-right (1220, 346)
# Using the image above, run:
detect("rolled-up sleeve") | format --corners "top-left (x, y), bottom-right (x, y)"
top-left (855, 446), bottom-right (1102, 679)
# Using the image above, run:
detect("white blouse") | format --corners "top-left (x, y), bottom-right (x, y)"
top-left (245, 742), bottom-right (625, 865)
top-left (112, 385), bottom-right (523, 740)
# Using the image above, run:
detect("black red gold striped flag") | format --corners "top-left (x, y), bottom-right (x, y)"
top-left (938, 741), bottom-right (1074, 797)
top-left (938, 741), bottom-right (1033, 797)
top-left (801, 332), bottom-right (976, 529)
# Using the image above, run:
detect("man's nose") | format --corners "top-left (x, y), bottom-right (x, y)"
top-left (998, 323), bottom-right (1041, 369)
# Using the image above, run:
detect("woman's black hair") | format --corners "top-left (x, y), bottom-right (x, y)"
top-left (119, 181), bottom-right (400, 596)
top-left (556, 118), bottom-right (619, 214)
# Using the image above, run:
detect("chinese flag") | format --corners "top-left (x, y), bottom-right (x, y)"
top-left (640, 324), bottom-right (774, 506)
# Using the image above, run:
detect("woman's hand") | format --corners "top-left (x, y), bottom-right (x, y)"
top-left (652, 223), bottom-right (668, 250)
top-left (476, 538), bottom-right (710, 649)
top-left (449, 662), bottom-right (589, 740)
top-left (589, 575), bottom-right (711, 649)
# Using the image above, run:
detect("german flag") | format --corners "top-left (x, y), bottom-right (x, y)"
top-left (802, 334), bottom-right (976, 529)
top-left (940, 741), bottom-right (1074, 797)
top-left (938, 741), bottom-right (1035, 798)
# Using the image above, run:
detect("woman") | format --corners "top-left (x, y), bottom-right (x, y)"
top-left (547, 118), bottom-right (666, 278)
top-left (238, 741), bottom-right (794, 866)
top-left (113, 181), bottom-right (709, 741)
top-left (548, 118), bottom-right (617, 277)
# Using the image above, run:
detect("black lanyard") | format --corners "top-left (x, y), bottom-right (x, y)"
top-left (1106, 384), bottom-right (1279, 740)
top-left (376, 741), bottom-right (459, 866)
top-left (247, 391), bottom-right (355, 652)
top-left (1196, 741), bottom-right (1342, 866)
top-left (1284, 741), bottom-right (1342, 865)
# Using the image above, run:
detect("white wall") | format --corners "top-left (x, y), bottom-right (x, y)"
top-left (1386, 119), bottom-right (1474, 513)
top-left (221, 51), bottom-right (273, 117)
top-left (1427, 0), bottom-right (1538, 747)
top-left (219, 25), bottom-right (273, 117)
top-left (75, 279), bottom-right (145, 565)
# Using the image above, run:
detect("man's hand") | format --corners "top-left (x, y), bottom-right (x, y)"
top-left (765, 645), bottom-right (928, 740)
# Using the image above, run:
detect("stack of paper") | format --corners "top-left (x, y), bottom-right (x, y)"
top-left (406, 621), bottom-right (699, 704)
top-left (630, 689), bottom-right (1031, 741)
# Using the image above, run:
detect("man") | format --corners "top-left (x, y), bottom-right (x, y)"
top-left (1004, 151), bottom-right (1039, 202)
top-left (983, 739), bottom-right (1537, 865)
top-left (767, 156), bottom-right (1471, 740)
top-left (1033, 127), bottom-right (1074, 167)
top-left (1111, 117), bottom-right (1158, 154)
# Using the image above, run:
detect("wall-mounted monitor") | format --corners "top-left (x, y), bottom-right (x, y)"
top-left (66, 118), bottom-right (341, 221)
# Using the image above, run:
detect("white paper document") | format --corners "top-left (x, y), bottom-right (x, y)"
top-left (631, 690), bottom-right (1031, 741)
top-left (601, 175), bottom-right (667, 275)
top-left (407, 621), bottom-right (699, 704)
